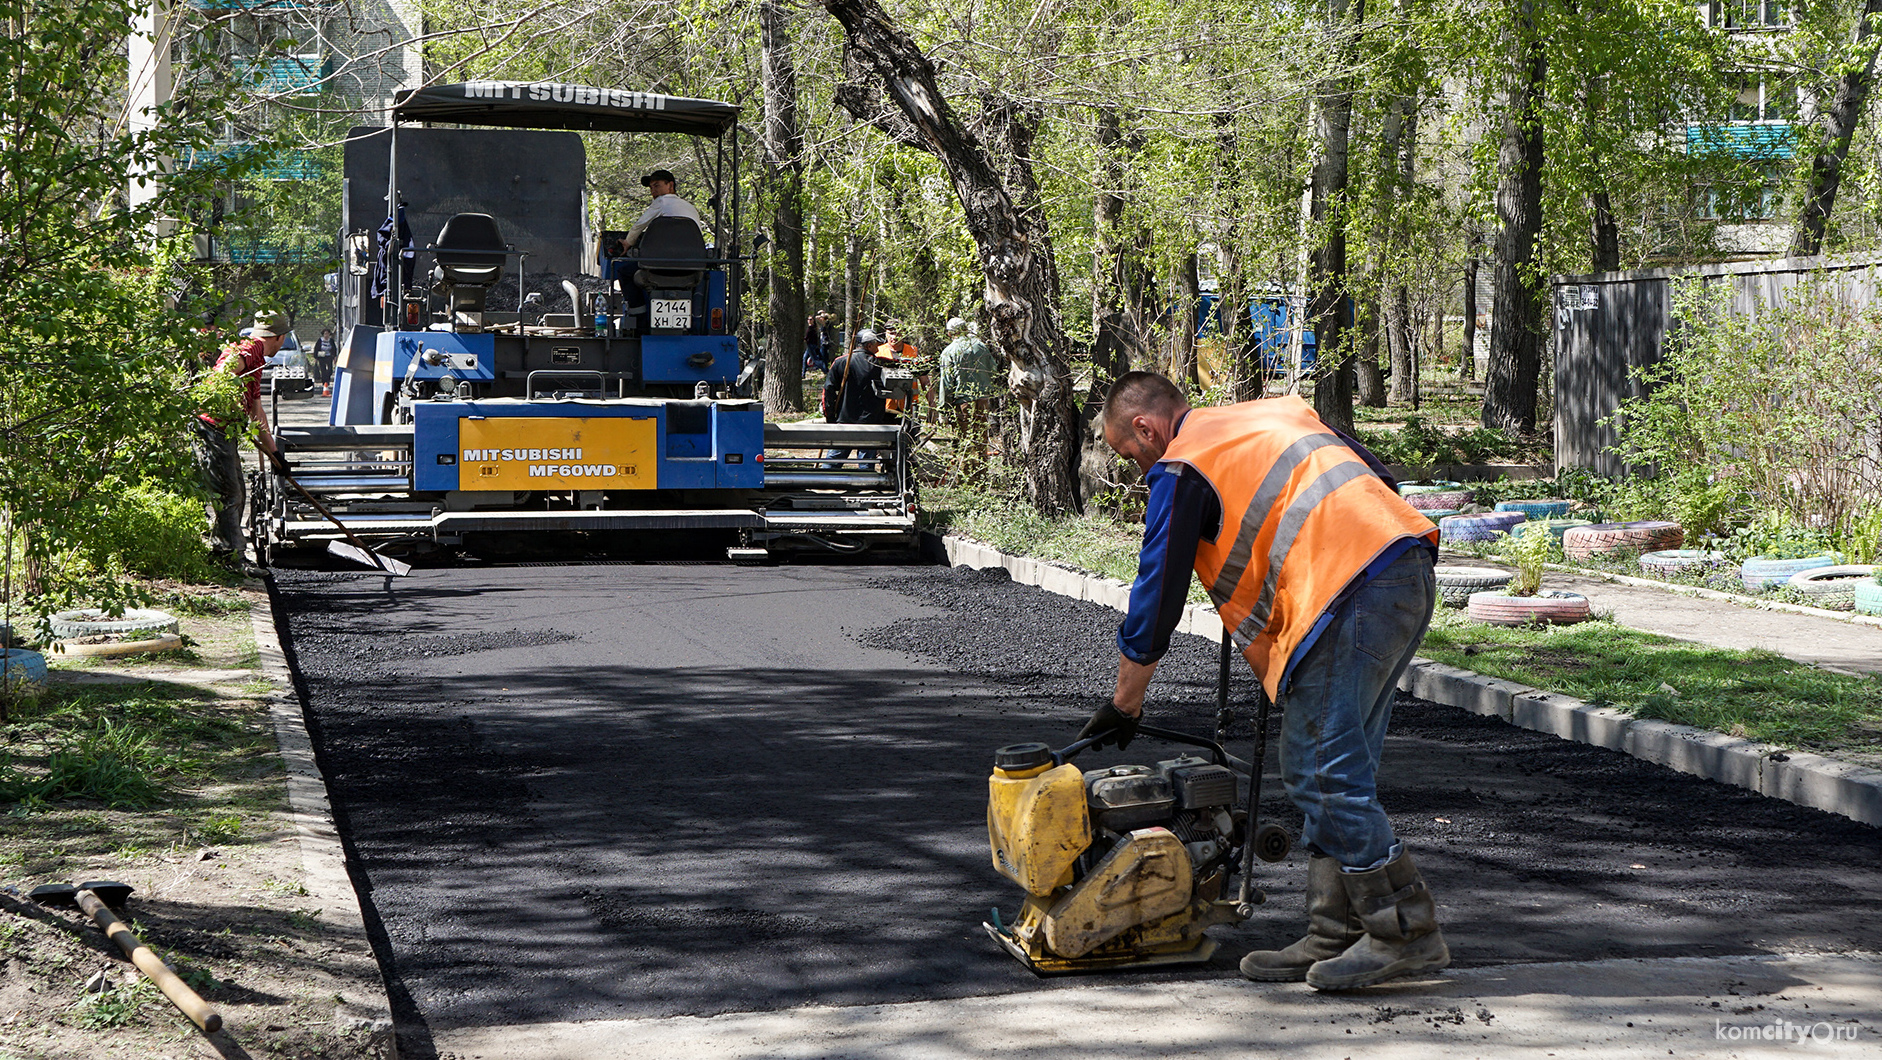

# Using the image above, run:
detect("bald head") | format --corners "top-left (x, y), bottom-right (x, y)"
top-left (1102, 371), bottom-right (1191, 472)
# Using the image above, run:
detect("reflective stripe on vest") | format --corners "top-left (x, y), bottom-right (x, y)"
top-left (1160, 398), bottom-right (1436, 698)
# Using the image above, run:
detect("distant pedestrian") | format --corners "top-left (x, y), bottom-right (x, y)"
top-left (804, 310), bottom-right (832, 373)
top-left (822, 328), bottom-right (895, 469)
top-left (312, 327), bottom-right (338, 394)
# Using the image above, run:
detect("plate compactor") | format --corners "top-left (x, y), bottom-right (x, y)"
top-left (983, 722), bottom-right (1292, 974)
top-left (984, 637), bottom-right (1291, 974)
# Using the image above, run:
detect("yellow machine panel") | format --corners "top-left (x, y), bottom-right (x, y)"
top-left (457, 416), bottom-right (656, 491)
top-left (1041, 827), bottom-right (1192, 959)
top-left (988, 762), bottom-right (1089, 896)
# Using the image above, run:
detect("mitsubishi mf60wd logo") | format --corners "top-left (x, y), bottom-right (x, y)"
top-left (460, 448), bottom-right (634, 480)
top-left (461, 81), bottom-right (669, 112)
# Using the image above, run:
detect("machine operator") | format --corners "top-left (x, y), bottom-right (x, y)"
top-left (620, 168), bottom-right (704, 251)
top-left (1082, 370), bottom-right (1447, 992)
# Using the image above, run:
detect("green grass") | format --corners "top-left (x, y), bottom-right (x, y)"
top-left (1420, 608), bottom-right (1882, 753)
top-left (923, 484), bottom-right (1216, 603)
top-left (0, 686), bottom-right (257, 811)
top-left (66, 979), bottom-right (158, 1029)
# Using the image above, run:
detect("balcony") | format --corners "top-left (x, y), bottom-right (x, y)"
top-left (194, 231), bottom-right (335, 265)
top-left (186, 144), bottom-right (322, 181)
top-left (238, 54), bottom-right (332, 95)
top-left (1686, 122), bottom-right (1794, 160)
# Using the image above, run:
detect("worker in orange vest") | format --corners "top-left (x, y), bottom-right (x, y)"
top-left (1083, 370), bottom-right (1445, 991)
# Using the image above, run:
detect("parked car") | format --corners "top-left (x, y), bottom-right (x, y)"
top-left (243, 327), bottom-right (312, 395)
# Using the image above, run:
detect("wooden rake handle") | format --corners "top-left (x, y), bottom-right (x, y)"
top-left (75, 889), bottom-right (222, 1033)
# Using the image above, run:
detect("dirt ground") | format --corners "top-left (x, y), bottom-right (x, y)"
top-left (0, 585), bottom-right (387, 1060)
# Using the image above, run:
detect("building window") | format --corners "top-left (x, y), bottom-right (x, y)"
top-left (1707, 0), bottom-right (1788, 28)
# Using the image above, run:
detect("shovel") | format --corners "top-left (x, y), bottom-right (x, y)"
top-left (31, 881), bottom-right (222, 1032)
top-left (261, 447), bottom-right (411, 576)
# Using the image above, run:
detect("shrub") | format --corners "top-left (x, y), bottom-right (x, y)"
top-left (1609, 275), bottom-right (1882, 544)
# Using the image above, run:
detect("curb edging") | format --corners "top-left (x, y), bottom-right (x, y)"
top-left (249, 602), bottom-right (400, 1056)
top-left (933, 533), bottom-right (1882, 828)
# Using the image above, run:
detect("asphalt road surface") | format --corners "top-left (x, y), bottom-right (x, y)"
top-left (269, 560), bottom-right (1882, 1058)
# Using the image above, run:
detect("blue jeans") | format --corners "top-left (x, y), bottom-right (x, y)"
top-left (1278, 546), bottom-right (1435, 870)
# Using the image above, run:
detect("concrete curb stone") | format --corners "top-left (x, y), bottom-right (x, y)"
top-left (933, 532), bottom-right (1882, 828)
top-left (249, 600), bottom-right (401, 1057)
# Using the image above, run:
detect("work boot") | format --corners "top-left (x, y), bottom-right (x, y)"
top-left (1305, 850), bottom-right (1449, 991)
top-left (1239, 854), bottom-right (1362, 982)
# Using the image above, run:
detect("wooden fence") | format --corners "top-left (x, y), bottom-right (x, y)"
top-left (1551, 252), bottom-right (1882, 478)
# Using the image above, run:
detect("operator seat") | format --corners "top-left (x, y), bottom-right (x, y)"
top-left (431, 212), bottom-right (509, 331)
top-left (632, 217), bottom-right (709, 293)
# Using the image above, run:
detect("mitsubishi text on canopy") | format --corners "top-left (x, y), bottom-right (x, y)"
top-left (391, 81), bottom-right (740, 137)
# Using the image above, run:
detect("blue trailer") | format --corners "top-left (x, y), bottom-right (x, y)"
top-left (1196, 293), bottom-right (1318, 376)
top-left (258, 82), bottom-right (913, 561)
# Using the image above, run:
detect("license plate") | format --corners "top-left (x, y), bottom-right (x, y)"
top-left (651, 298), bottom-right (691, 330)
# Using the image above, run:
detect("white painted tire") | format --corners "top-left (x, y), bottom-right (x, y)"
top-left (1406, 489), bottom-right (1473, 512)
top-left (47, 608), bottom-right (179, 641)
top-left (1638, 549), bottom-right (1727, 575)
top-left (1740, 554), bottom-right (1841, 593)
top-left (1785, 565), bottom-right (1878, 611)
top-left (1434, 566), bottom-right (1514, 607)
top-left (1466, 590), bottom-right (1592, 626)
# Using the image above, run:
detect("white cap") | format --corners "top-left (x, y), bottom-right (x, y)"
top-left (855, 328), bottom-right (881, 345)
top-left (945, 317), bottom-right (966, 333)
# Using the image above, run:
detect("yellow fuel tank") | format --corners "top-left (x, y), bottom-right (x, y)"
top-left (988, 743), bottom-right (1090, 896)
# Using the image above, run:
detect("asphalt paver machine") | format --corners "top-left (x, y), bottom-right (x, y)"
top-left (256, 81), bottom-right (914, 562)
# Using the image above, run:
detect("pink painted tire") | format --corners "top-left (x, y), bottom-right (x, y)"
top-left (1560, 521), bottom-right (1684, 562)
top-left (1405, 489), bottom-right (1473, 512)
top-left (1466, 590), bottom-right (1592, 626)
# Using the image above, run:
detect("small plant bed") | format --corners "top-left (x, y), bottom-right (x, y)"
top-left (1420, 608), bottom-right (1882, 764)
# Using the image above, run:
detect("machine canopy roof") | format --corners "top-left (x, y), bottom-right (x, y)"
top-left (393, 82), bottom-right (739, 137)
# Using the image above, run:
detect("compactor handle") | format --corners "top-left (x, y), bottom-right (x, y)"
top-left (1050, 724), bottom-right (1246, 772)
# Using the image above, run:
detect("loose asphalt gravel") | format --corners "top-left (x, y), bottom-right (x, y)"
top-left (269, 559), bottom-right (1882, 1059)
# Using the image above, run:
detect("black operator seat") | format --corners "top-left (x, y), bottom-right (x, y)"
top-left (633, 216), bottom-right (709, 292)
top-left (432, 212), bottom-right (508, 288)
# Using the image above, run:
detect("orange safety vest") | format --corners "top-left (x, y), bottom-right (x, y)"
top-left (1160, 397), bottom-right (1437, 699)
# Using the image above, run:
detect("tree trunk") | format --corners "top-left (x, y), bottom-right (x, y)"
top-left (1172, 251), bottom-right (1201, 384)
top-left (843, 229), bottom-right (861, 350)
top-left (1084, 107), bottom-right (1141, 503)
top-left (1308, 0), bottom-right (1361, 435)
top-left (823, 0), bottom-right (1082, 515)
top-left (1356, 300), bottom-right (1387, 406)
top-left (759, 0), bottom-right (807, 413)
top-left (1461, 255), bottom-right (1478, 381)
top-left (1381, 95), bottom-right (1417, 406)
top-left (1483, 2), bottom-right (1546, 434)
top-left (1792, 0), bottom-right (1882, 257)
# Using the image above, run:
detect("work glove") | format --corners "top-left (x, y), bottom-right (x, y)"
top-left (1078, 702), bottom-right (1141, 751)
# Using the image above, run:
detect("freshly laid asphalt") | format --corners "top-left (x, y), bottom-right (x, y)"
top-left (270, 560), bottom-right (1882, 1058)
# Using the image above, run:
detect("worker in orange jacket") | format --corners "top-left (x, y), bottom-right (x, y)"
top-left (1083, 370), bottom-right (1446, 991)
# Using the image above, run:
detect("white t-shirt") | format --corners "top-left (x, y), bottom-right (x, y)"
top-left (625, 194), bottom-right (706, 248)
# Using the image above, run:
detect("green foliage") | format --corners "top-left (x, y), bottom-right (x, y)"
top-left (1609, 276), bottom-right (1882, 544)
top-left (67, 979), bottom-right (158, 1030)
top-left (1495, 522), bottom-right (1553, 596)
top-left (194, 814), bottom-right (243, 844)
top-left (1, 0), bottom-right (258, 608)
top-left (1353, 416), bottom-right (1533, 475)
top-left (0, 719), bottom-right (175, 809)
top-left (0, 686), bottom-right (247, 810)
top-left (1720, 516), bottom-right (1838, 565)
